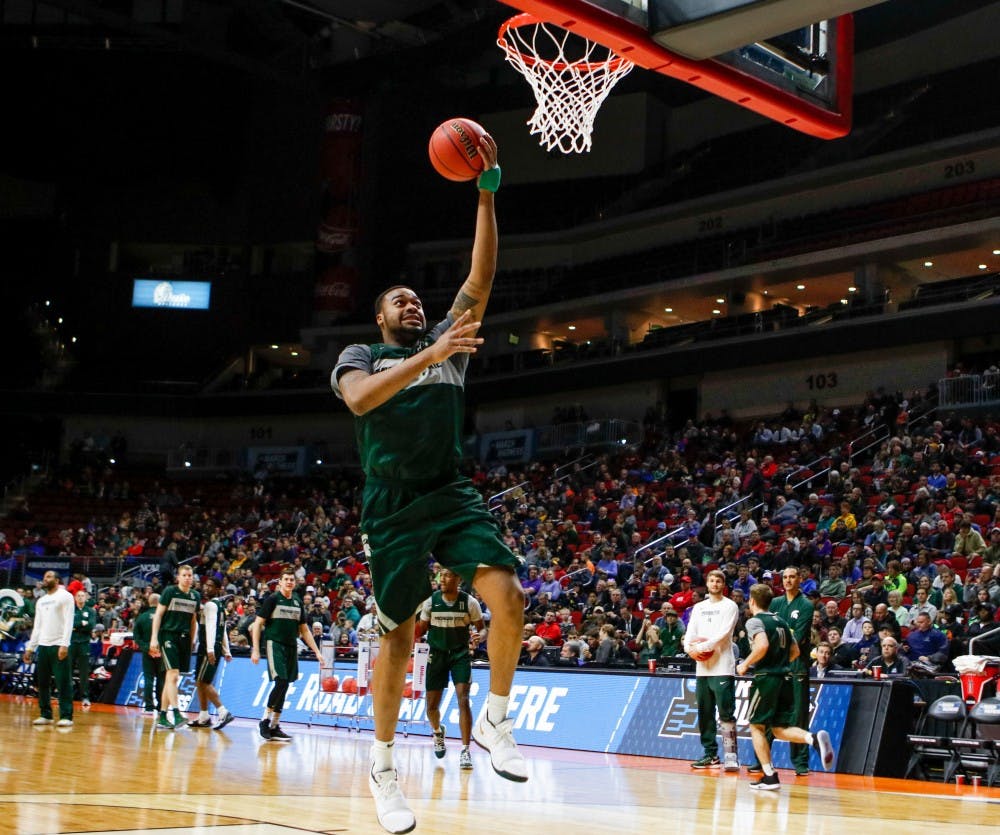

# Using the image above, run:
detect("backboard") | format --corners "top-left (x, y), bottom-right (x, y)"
top-left (498, 0), bottom-right (859, 138)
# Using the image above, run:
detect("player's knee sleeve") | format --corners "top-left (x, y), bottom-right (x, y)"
top-left (268, 678), bottom-right (290, 710)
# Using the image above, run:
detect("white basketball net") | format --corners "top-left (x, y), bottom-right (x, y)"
top-left (498, 15), bottom-right (634, 154)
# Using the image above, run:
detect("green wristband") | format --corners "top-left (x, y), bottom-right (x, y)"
top-left (477, 165), bottom-right (501, 193)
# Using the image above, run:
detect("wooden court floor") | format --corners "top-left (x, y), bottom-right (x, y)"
top-left (2, 695), bottom-right (998, 835)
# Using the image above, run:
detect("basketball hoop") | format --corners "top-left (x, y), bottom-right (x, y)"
top-left (498, 13), bottom-right (634, 154)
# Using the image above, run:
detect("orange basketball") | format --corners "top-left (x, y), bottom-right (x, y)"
top-left (341, 676), bottom-right (358, 694)
top-left (402, 682), bottom-right (414, 699)
top-left (321, 675), bottom-right (339, 692)
top-left (429, 118), bottom-right (487, 181)
top-left (690, 639), bottom-right (713, 663)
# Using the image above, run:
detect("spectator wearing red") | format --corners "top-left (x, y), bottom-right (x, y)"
top-left (669, 576), bottom-right (695, 612)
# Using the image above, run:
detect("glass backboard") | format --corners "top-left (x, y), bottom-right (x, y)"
top-left (498, 0), bottom-right (855, 138)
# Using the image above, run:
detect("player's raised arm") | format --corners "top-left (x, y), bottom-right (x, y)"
top-left (449, 134), bottom-right (498, 325)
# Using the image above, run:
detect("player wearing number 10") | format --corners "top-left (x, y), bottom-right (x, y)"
top-left (737, 584), bottom-right (835, 790)
top-left (332, 134), bottom-right (528, 835)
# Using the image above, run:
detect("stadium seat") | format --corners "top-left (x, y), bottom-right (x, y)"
top-left (904, 695), bottom-right (966, 782)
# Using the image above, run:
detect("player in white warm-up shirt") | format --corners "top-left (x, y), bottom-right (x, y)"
top-left (684, 569), bottom-right (740, 771)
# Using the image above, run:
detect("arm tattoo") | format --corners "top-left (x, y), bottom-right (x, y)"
top-left (453, 290), bottom-right (480, 314)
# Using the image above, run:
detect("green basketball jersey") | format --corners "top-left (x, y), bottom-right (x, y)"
top-left (132, 608), bottom-right (154, 652)
top-left (420, 589), bottom-right (481, 653)
top-left (259, 591), bottom-right (304, 645)
top-left (159, 585), bottom-right (200, 634)
top-left (72, 604), bottom-right (97, 643)
top-left (198, 599), bottom-right (227, 651)
top-left (747, 611), bottom-right (793, 674)
top-left (332, 317), bottom-right (468, 484)
top-left (769, 590), bottom-right (813, 670)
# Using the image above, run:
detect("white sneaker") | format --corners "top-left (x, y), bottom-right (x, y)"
top-left (724, 754), bottom-right (740, 772)
top-left (368, 766), bottom-right (416, 834)
top-left (473, 715), bottom-right (528, 782)
top-left (459, 747), bottom-right (473, 770)
top-left (56, 719), bottom-right (74, 727)
top-left (82, 699), bottom-right (91, 708)
top-left (815, 729), bottom-right (835, 771)
top-left (432, 724), bottom-right (446, 759)
top-left (33, 717), bottom-right (54, 726)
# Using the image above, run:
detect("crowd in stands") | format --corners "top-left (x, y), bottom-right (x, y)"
top-left (4, 381), bottom-right (1000, 681)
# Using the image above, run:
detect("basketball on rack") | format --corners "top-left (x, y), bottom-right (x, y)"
top-left (341, 676), bottom-right (358, 694)
top-left (321, 675), bottom-right (339, 692)
top-left (428, 118), bottom-right (487, 181)
top-left (402, 681), bottom-right (413, 699)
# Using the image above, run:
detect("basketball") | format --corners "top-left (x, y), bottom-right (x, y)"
top-left (689, 639), bottom-right (713, 663)
top-left (321, 675), bottom-right (339, 692)
top-left (341, 676), bottom-right (358, 694)
top-left (402, 681), bottom-right (414, 699)
top-left (428, 118), bottom-right (487, 181)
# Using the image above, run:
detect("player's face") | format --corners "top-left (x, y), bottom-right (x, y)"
top-left (706, 574), bottom-right (725, 596)
top-left (177, 569), bottom-right (193, 591)
top-left (782, 570), bottom-right (800, 592)
top-left (377, 288), bottom-right (425, 343)
top-left (278, 574), bottom-right (296, 595)
top-left (440, 570), bottom-right (459, 594)
top-left (42, 571), bottom-right (59, 591)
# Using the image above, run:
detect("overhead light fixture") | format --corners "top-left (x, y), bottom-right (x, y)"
top-left (664, 307), bottom-right (673, 313)
top-left (979, 264), bottom-right (988, 270)
top-left (762, 290), bottom-right (769, 295)
top-left (712, 309), bottom-right (721, 315)
top-left (796, 284), bottom-right (805, 290)
top-left (270, 344), bottom-right (279, 349)
top-left (71, 336), bottom-right (77, 343)
top-left (840, 299), bottom-right (848, 305)
top-left (58, 317), bottom-right (64, 324)
top-left (568, 325), bottom-right (576, 331)
top-left (848, 286), bottom-right (857, 293)
top-left (291, 351), bottom-right (299, 357)
top-left (109, 458), bottom-right (116, 465)
top-left (45, 300), bottom-right (50, 307)
top-left (924, 261), bottom-right (933, 267)
top-left (184, 460), bottom-right (192, 468)
top-left (315, 459), bottom-right (323, 465)
top-left (994, 249), bottom-right (1000, 255)
top-left (716, 298), bottom-right (725, 304)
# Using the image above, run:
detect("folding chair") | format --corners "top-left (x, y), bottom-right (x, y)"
top-left (950, 697), bottom-right (1000, 787)
top-left (904, 694), bottom-right (966, 781)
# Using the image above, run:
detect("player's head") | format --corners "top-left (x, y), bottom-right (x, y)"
top-left (42, 570), bottom-right (60, 591)
top-left (705, 570), bottom-right (726, 597)
top-left (439, 568), bottom-right (460, 593)
top-left (374, 285), bottom-right (425, 344)
top-left (748, 582), bottom-right (774, 614)
top-left (203, 577), bottom-right (219, 599)
top-left (177, 565), bottom-right (193, 589)
top-left (278, 567), bottom-right (296, 594)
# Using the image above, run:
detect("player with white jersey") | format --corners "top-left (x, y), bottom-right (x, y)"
top-left (684, 569), bottom-right (740, 771)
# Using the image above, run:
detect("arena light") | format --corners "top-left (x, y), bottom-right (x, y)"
top-left (184, 460), bottom-right (192, 468)
top-left (664, 307), bottom-right (673, 312)
top-left (315, 459), bottom-right (323, 465)
top-left (993, 249), bottom-right (1000, 255)
top-left (716, 298), bottom-right (725, 304)
top-left (796, 284), bottom-right (805, 290)
top-left (568, 325), bottom-right (576, 330)
top-left (848, 286), bottom-right (857, 292)
top-left (924, 261), bottom-right (933, 267)
top-left (109, 458), bottom-right (116, 465)
top-left (712, 309), bottom-right (721, 315)
top-left (979, 264), bottom-right (988, 270)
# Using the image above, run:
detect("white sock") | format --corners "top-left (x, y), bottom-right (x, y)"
top-left (199, 710), bottom-right (209, 721)
top-left (372, 739), bottom-right (395, 773)
top-left (804, 732), bottom-right (814, 746)
top-left (486, 692), bottom-right (509, 725)
top-left (218, 705), bottom-right (229, 716)
top-left (762, 763), bottom-right (776, 776)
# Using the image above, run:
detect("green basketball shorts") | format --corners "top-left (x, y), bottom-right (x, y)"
top-left (361, 476), bottom-right (521, 632)
top-left (265, 640), bottom-right (298, 682)
top-left (426, 646), bottom-right (472, 692)
top-left (195, 645), bottom-right (223, 685)
top-left (747, 673), bottom-right (797, 728)
top-left (160, 631), bottom-right (192, 674)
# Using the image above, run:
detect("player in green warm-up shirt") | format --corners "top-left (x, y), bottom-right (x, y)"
top-left (415, 569), bottom-right (486, 770)
top-left (767, 567), bottom-right (815, 776)
top-left (131, 594), bottom-right (162, 713)
top-left (150, 565), bottom-right (200, 730)
top-left (70, 589), bottom-right (97, 706)
top-left (188, 577), bottom-right (234, 730)
top-left (737, 584), bottom-right (835, 791)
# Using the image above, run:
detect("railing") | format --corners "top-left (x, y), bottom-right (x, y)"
top-left (534, 419), bottom-right (643, 455)
top-left (938, 372), bottom-right (1000, 408)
